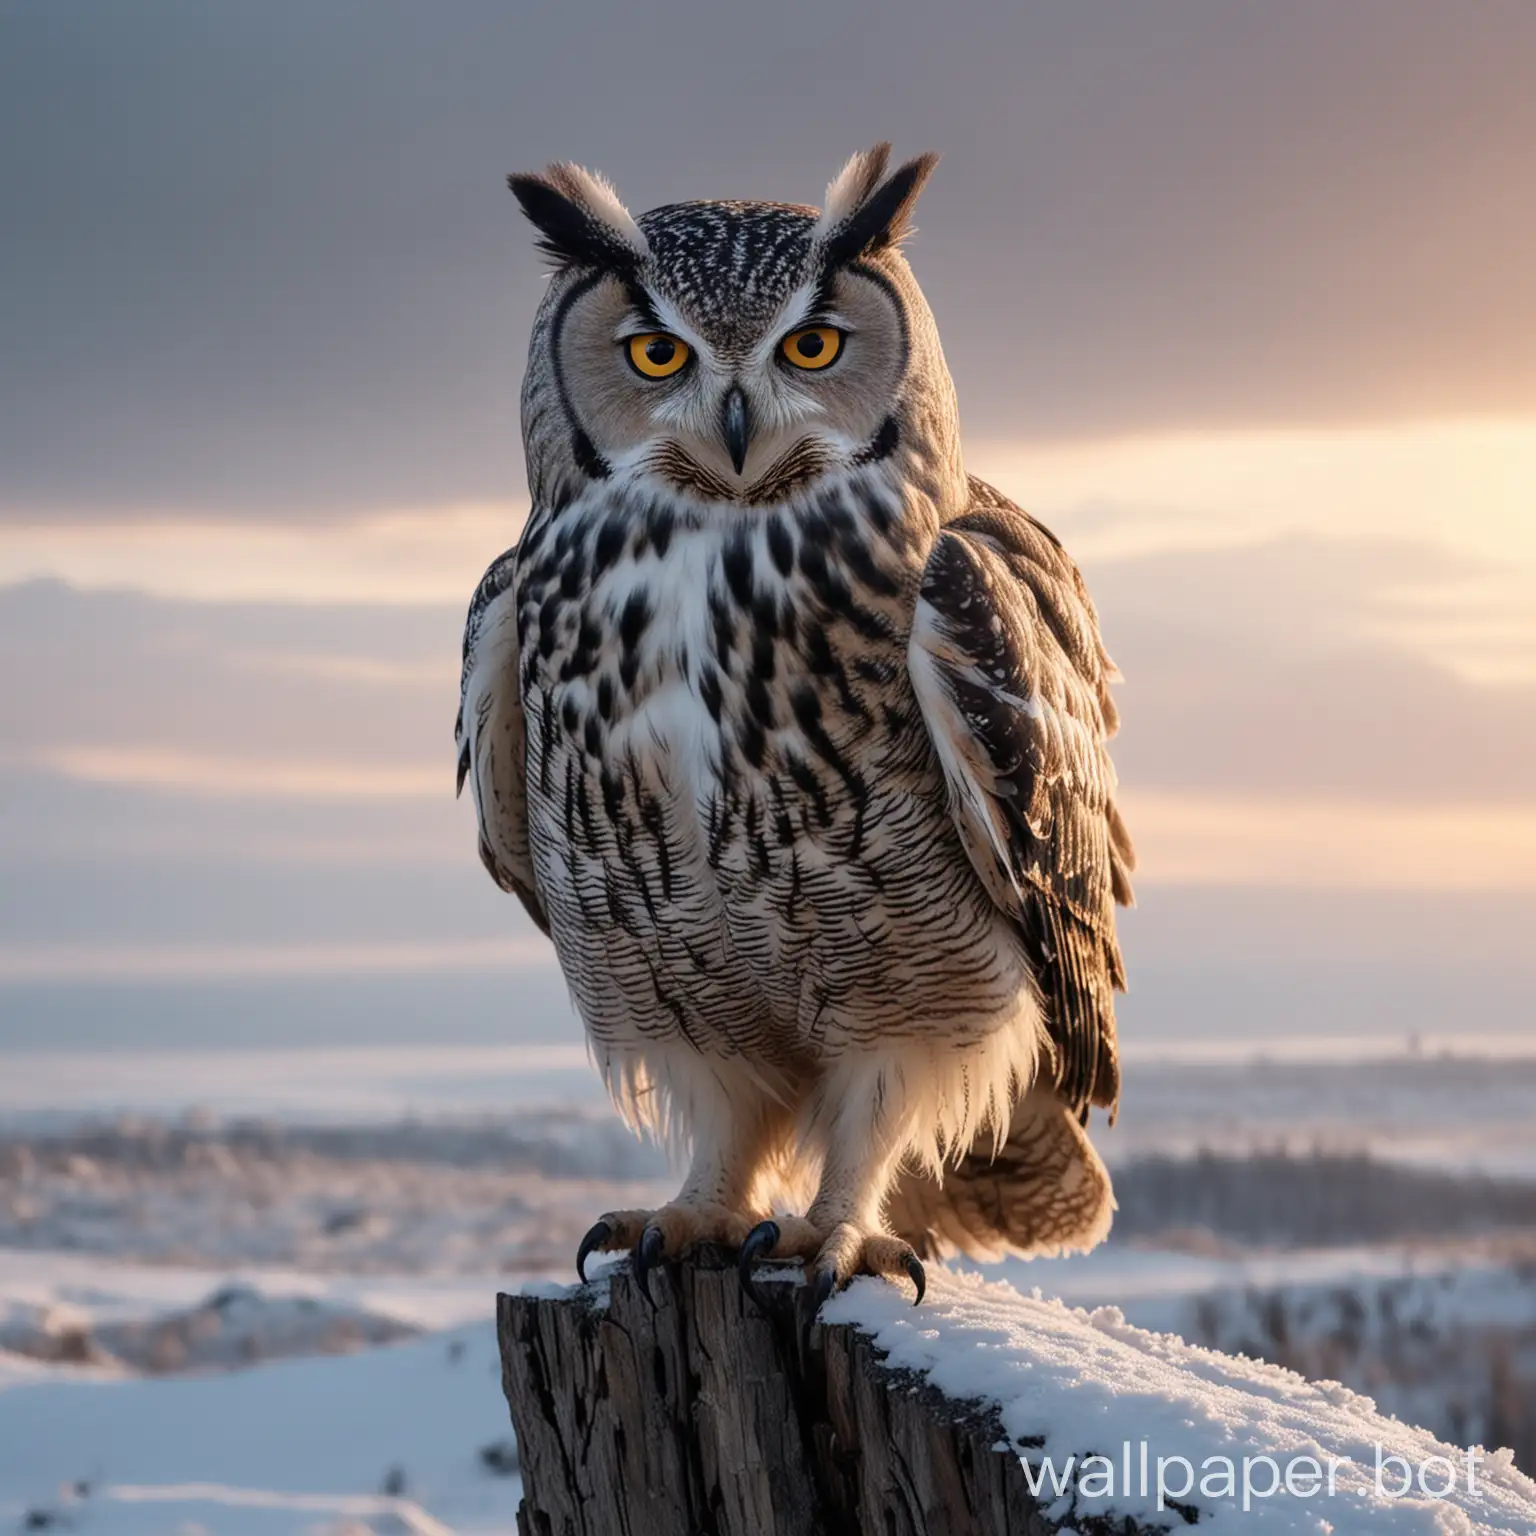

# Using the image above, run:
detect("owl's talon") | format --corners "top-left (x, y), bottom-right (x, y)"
top-left (903, 1252), bottom-right (927, 1305)
top-left (633, 1223), bottom-right (666, 1306)
top-left (576, 1219), bottom-right (612, 1284)
top-left (737, 1219), bottom-right (781, 1310)
top-left (809, 1267), bottom-right (837, 1313)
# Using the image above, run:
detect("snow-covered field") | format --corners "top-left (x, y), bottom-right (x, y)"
top-left (0, 1315), bottom-right (515, 1534)
top-left (2, 1044), bottom-right (1535, 1532)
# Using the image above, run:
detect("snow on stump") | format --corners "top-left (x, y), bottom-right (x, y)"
top-left (497, 1246), bottom-right (1536, 1536)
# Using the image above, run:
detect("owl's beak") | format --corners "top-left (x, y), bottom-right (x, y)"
top-left (721, 386), bottom-right (751, 476)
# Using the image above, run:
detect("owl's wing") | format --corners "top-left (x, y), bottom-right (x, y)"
top-left (456, 545), bottom-right (549, 935)
top-left (907, 477), bottom-right (1134, 1118)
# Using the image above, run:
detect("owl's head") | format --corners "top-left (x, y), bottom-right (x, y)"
top-left (510, 145), bottom-right (960, 511)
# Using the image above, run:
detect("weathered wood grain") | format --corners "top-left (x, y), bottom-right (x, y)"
top-left (498, 1247), bottom-right (1185, 1535)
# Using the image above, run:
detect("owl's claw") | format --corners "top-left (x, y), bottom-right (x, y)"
top-left (805, 1225), bottom-right (928, 1308)
top-left (576, 1219), bottom-right (612, 1284)
top-left (903, 1251), bottom-right (927, 1306)
top-left (809, 1267), bottom-right (837, 1313)
top-left (633, 1223), bottom-right (666, 1307)
top-left (736, 1219), bottom-right (781, 1310)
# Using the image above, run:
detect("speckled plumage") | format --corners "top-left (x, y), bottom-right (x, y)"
top-left (457, 146), bottom-right (1134, 1294)
top-left (636, 202), bottom-right (819, 346)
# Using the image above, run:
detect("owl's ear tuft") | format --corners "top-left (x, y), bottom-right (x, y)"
top-left (507, 163), bottom-right (649, 272)
top-left (820, 143), bottom-right (893, 228)
top-left (818, 149), bottom-right (940, 267)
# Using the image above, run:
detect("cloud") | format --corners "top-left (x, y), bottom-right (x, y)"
top-left (1123, 791), bottom-right (1536, 892)
top-left (3, 3), bottom-right (1535, 517)
top-left (972, 420), bottom-right (1536, 687)
top-left (0, 824), bottom-right (526, 956)
top-left (0, 581), bottom-right (463, 769)
top-left (0, 936), bottom-right (551, 985)
top-left (0, 509), bottom-right (519, 606)
top-left (1092, 542), bottom-right (1536, 807)
top-left (0, 772), bottom-right (468, 869)
top-left (27, 747), bottom-right (444, 802)
top-left (972, 420), bottom-right (1536, 575)
top-left (1118, 884), bottom-right (1536, 975)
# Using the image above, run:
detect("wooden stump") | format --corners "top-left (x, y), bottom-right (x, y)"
top-left (497, 1247), bottom-right (1181, 1536)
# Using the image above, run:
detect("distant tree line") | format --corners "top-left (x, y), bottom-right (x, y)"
top-left (1113, 1149), bottom-right (1536, 1246)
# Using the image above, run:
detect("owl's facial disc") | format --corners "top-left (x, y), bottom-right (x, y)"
top-left (556, 267), bottom-right (906, 502)
top-left (712, 325), bottom-right (845, 475)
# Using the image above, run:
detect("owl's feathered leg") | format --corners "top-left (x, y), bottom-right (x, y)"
top-left (804, 1135), bottom-right (926, 1303)
top-left (739, 1068), bottom-right (926, 1308)
top-left (739, 1026), bottom-right (1048, 1307)
top-left (575, 1072), bottom-right (795, 1296)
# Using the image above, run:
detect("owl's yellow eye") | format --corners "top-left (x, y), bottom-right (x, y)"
top-left (780, 326), bottom-right (842, 371)
top-left (627, 333), bottom-right (691, 379)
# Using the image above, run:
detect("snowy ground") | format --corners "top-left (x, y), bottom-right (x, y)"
top-left (0, 1314), bottom-right (517, 1534)
top-left (2, 1044), bottom-right (1535, 1532)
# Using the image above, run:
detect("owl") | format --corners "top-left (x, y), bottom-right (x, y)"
top-left (457, 145), bottom-right (1134, 1309)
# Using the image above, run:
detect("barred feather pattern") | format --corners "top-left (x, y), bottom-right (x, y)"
top-left (461, 479), bottom-right (1130, 1255)
top-left (886, 1085), bottom-right (1116, 1261)
top-left (455, 548), bottom-right (547, 935)
top-left (506, 459), bottom-right (1049, 1174)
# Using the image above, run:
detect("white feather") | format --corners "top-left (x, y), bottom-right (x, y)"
top-left (907, 594), bottom-right (1025, 902)
top-left (814, 142), bottom-right (892, 234)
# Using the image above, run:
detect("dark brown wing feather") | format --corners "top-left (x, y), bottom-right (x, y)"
top-left (456, 545), bottom-right (548, 936)
top-left (909, 476), bottom-right (1133, 1118)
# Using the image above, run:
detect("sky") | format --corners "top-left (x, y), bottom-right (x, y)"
top-left (1, 1), bottom-right (1533, 1058)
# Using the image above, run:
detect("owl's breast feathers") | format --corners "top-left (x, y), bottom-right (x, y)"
top-left (458, 472), bottom-right (1132, 1110)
